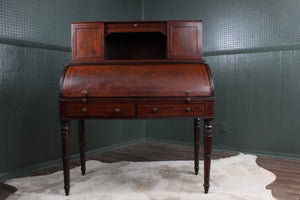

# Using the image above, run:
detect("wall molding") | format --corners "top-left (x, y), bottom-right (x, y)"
top-left (2, 38), bottom-right (300, 56)
top-left (0, 38), bottom-right (71, 52)
top-left (1, 137), bottom-right (299, 182)
top-left (203, 43), bottom-right (300, 57)
top-left (145, 138), bottom-right (300, 160)
top-left (0, 138), bottom-right (145, 182)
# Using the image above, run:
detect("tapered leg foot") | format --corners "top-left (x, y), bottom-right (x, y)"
top-left (61, 120), bottom-right (71, 196)
top-left (78, 120), bottom-right (86, 175)
top-left (194, 118), bottom-right (201, 175)
top-left (203, 119), bottom-right (213, 193)
top-left (64, 186), bottom-right (70, 196)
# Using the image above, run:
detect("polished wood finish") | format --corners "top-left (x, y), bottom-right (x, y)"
top-left (60, 102), bottom-right (135, 118)
top-left (138, 103), bottom-right (208, 117)
top-left (168, 21), bottom-right (202, 59)
top-left (194, 118), bottom-right (201, 175)
top-left (60, 64), bottom-right (212, 98)
top-left (2, 142), bottom-right (300, 200)
top-left (71, 20), bottom-right (203, 62)
top-left (72, 23), bottom-right (104, 61)
top-left (78, 120), bottom-right (86, 175)
top-left (203, 119), bottom-right (213, 193)
top-left (60, 120), bottom-right (70, 196)
top-left (105, 22), bottom-right (166, 36)
top-left (61, 20), bottom-right (214, 195)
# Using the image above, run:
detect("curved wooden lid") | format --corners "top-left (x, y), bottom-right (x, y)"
top-left (60, 64), bottom-right (214, 98)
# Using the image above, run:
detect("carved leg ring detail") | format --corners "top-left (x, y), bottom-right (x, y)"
top-left (61, 120), bottom-right (70, 196)
top-left (194, 118), bottom-right (201, 175)
top-left (78, 120), bottom-right (86, 175)
top-left (203, 119), bottom-right (213, 193)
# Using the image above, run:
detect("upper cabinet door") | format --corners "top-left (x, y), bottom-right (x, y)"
top-left (72, 23), bottom-right (104, 61)
top-left (168, 21), bottom-right (202, 60)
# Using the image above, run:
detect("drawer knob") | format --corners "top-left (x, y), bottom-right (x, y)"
top-left (152, 107), bottom-right (158, 113)
top-left (186, 97), bottom-right (191, 103)
top-left (114, 108), bottom-right (120, 113)
top-left (186, 107), bottom-right (191, 112)
top-left (133, 23), bottom-right (138, 28)
top-left (82, 108), bottom-right (87, 113)
top-left (82, 90), bottom-right (88, 96)
top-left (185, 89), bottom-right (191, 95)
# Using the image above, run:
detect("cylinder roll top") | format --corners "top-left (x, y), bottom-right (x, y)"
top-left (60, 64), bottom-right (214, 98)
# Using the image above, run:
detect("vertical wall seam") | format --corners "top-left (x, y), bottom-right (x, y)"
top-left (141, 0), bottom-right (144, 20)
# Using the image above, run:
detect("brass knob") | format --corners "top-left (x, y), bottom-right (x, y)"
top-left (186, 97), bottom-right (191, 103)
top-left (133, 23), bottom-right (138, 28)
top-left (82, 108), bottom-right (87, 113)
top-left (185, 89), bottom-right (191, 95)
top-left (152, 108), bottom-right (158, 113)
top-left (82, 90), bottom-right (88, 96)
top-left (114, 108), bottom-right (120, 113)
top-left (186, 107), bottom-right (191, 112)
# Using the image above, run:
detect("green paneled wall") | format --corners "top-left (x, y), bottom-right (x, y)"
top-left (0, 0), bottom-right (142, 48)
top-left (144, 0), bottom-right (300, 157)
top-left (0, 0), bottom-right (143, 179)
top-left (1, 0), bottom-right (300, 181)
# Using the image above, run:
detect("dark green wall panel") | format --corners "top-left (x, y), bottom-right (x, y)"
top-left (85, 120), bottom-right (145, 150)
top-left (0, 0), bottom-right (144, 177)
top-left (146, 119), bottom-right (193, 144)
top-left (144, 0), bottom-right (300, 157)
top-left (280, 50), bottom-right (300, 154)
top-left (0, 44), bottom-right (70, 172)
top-left (0, 0), bottom-right (142, 48)
top-left (143, 0), bottom-right (300, 52)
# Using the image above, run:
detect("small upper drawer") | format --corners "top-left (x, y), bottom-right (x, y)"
top-left (105, 23), bottom-right (166, 36)
top-left (60, 103), bottom-right (135, 118)
top-left (137, 103), bottom-right (207, 117)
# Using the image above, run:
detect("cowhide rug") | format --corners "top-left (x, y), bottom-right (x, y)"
top-left (5, 154), bottom-right (277, 200)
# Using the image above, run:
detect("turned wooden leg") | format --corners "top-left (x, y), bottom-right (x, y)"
top-left (78, 120), bottom-right (86, 175)
top-left (61, 120), bottom-right (70, 196)
top-left (203, 119), bottom-right (213, 193)
top-left (194, 118), bottom-right (201, 175)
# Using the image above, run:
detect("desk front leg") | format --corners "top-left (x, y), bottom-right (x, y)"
top-left (78, 120), bottom-right (86, 175)
top-left (61, 120), bottom-right (70, 196)
top-left (203, 119), bottom-right (213, 193)
top-left (194, 118), bottom-right (201, 175)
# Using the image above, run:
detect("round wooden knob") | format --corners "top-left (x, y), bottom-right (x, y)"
top-left (186, 97), bottom-right (191, 103)
top-left (114, 108), bottom-right (120, 113)
top-left (82, 108), bottom-right (87, 113)
top-left (185, 89), bottom-right (191, 95)
top-left (82, 90), bottom-right (88, 96)
top-left (152, 108), bottom-right (158, 113)
top-left (186, 107), bottom-right (191, 112)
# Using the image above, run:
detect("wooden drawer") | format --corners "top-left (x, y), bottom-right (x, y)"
top-left (60, 103), bottom-right (135, 117)
top-left (138, 103), bottom-right (206, 117)
top-left (105, 23), bottom-right (166, 35)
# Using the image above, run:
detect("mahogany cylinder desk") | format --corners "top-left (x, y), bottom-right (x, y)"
top-left (59, 20), bottom-right (214, 196)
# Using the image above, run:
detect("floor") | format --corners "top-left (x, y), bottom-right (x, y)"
top-left (0, 142), bottom-right (300, 200)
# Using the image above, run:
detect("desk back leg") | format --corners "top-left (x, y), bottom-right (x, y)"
top-left (194, 118), bottom-right (201, 175)
top-left (203, 119), bottom-right (213, 193)
top-left (61, 120), bottom-right (70, 196)
top-left (78, 120), bottom-right (86, 175)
